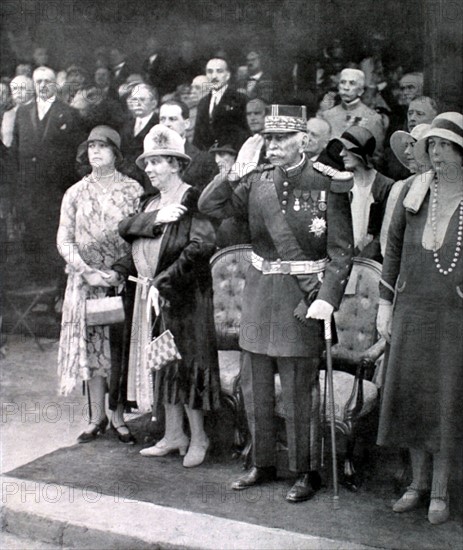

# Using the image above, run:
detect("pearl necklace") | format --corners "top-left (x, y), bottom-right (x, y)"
top-left (431, 178), bottom-right (463, 275)
top-left (91, 171), bottom-right (116, 194)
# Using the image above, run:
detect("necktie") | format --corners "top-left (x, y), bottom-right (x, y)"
top-left (209, 93), bottom-right (217, 119)
top-left (134, 118), bottom-right (144, 136)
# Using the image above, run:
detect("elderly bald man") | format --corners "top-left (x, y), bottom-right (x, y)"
top-left (12, 66), bottom-right (84, 286)
top-left (320, 68), bottom-right (385, 165)
top-left (305, 117), bottom-right (331, 160)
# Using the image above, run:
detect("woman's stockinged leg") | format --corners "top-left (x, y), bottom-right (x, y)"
top-left (139, 402), bottom-right (189, 457)
top-left (428, 451), bottom-right (451, 524)
top-left (86, 375), bottom-right (107, 427)
top-left (183, 405), bottom-right (210, 468)
top-left (393, 447), bottom-right (430, 513)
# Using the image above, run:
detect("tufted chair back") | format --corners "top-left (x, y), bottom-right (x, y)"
top-left (210, 245), bottom-right (253, 350)
top-left (332, 257), bottom-right (383, 368)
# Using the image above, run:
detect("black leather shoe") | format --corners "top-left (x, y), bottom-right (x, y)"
top-left (77, 416), bottom-right (109, 444)
top-left (286, 471), bottom-right (321, 503)
top-left (231, 466), bottom-right (277, 491)
top-left (110, 421), bottom-right (136, 445)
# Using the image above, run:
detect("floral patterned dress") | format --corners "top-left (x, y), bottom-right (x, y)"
top-left (57, 171), bottom-right (142, 395)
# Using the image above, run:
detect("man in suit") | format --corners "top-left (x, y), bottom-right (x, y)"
top-left (320, 68), bottom-right (386, 165)
top-left (245, 50), bottom-right (274, 103)
top-left (193, 57), bottom-right (249, 151)
top-left (120, 82), bottom-right (159, 191)
top-left (199, 105), bottom-right (354, 502)
top-left (159, 99), bottom-right (217, 191)
top-left (12, 66), bottom-right (84, 285)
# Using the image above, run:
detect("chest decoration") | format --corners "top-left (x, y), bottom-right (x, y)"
top-left (292, 189), bottom-right (327, 214)
top-left (309, 216), bottom-right (327, 237)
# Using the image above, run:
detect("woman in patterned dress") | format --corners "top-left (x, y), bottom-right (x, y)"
top-left (377, 112), bottom-right (463, 525)
top-left (57, 125), bottom-right (143, 444)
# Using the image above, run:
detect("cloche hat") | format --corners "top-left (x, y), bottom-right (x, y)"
top-left (136, 124), bottom-right (191, 169)
top-left (413, 112), bottom-right (463, 168)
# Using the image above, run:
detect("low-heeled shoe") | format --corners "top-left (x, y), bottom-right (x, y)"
top-left (140, 436), bottom-right (189, 457)
top-left (286, 471), bottom-right (321, 503)
top-left (110, 421), bottom-right (136, 445)
top-left (183, 437), bottom-right (210, 468)
top-left (231, 466), bottom-right (277, 490)
top-left (77, 416), bottom-right (109, 444)
top-left (428, 497), bottom-right (450, 525)
top-left (393, 489), bottom-right (424, 513)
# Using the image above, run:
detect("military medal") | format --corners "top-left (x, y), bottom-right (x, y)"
top-left (302, 191), bottom-right (311, 211)
top-left (293, 188), bottom-right (301, 211)
top-left (309, 216), bottom-right (327, 237)
top-left (318, 190), bottom-right (327, 212)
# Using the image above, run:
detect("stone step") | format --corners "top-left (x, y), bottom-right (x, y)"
top-left (1, 476), bottom-right (373, 550)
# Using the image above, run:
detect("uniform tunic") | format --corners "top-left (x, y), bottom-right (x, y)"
top-left (199, 156), bottom-right (354, 356)
top-left (377, 178), bottom-right (463, 454)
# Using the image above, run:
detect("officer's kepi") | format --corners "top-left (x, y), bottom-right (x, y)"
top-left (261, 105), bottom-right (307, 134)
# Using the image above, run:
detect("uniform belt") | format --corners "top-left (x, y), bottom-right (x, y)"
top-left (251, 251), bottom-right (329, 275)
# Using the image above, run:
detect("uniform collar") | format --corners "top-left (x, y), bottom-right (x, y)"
top-left (281, 153), bottom-right (307, 178)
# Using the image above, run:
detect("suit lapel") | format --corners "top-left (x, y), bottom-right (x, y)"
top-left (29, 102), bottom-right (38, 136)
top-left (41, 100), bottom-right (60, 142)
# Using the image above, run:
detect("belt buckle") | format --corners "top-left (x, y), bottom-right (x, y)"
top-left (281, 261), bottom-right (291, 275)
top-left (262, 259), bottom-right (271, 273)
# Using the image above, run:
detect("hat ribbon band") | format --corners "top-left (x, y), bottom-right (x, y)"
top-left (432, 119), bottom-right (463, 138)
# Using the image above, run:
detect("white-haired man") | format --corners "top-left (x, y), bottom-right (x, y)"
top-left (321, 68), bottom-right (385, 164)
top-left (12, 66), bottom-right (84, 285)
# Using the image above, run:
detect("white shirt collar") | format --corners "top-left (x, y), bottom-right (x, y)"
top-left (211, 84), bottom-right (228, 101)
top-left (249, 72), bottom-right (263, 81)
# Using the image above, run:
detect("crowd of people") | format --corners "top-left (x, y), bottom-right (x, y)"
top-left (0, 37), bottom-right (462, 527)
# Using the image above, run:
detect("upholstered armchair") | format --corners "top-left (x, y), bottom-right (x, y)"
top-left (210, 245), bottom-right (252, 456)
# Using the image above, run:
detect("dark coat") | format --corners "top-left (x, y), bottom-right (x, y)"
top-left (193, 87), bottom-right (249, 151)
top-left (245, 72), bottom-right (276, 103)
top-left (377, 177), bottom-right (463, 454)
top-left (116, 187), bottom-right (221, 410)
top-left (355, 171), bottom-right (394, 262)
top-left (183, 141), bottom-right (218, 192)
top-left (199, 157), bottom-right (354, 357)
top-left (120, 112), bottom-right (159, 191)
top-left (12, 99), bottom-right (84, 283)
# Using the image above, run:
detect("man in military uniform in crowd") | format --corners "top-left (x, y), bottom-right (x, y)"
top-left (199, 105), bottom-right (354, 502)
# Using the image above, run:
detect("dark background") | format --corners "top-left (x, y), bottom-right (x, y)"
top-left (0, 0), bottom-right (461, 110)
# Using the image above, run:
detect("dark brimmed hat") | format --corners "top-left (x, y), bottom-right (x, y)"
top-left (261, 104), bottom-right (307, 134)
top-left (413, 112), bottom-right (463, 168)
top-left (77, 125), bottom-right (122, 163)
top-left (136, 125), bottom-right (191, 169)
top-left (326, 126), bottom-right (376, 168)
top-left (209, 141), bottom-right (238, 156)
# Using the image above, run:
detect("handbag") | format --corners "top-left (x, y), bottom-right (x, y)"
top-left (146, 310), bottom-right (182, 371)
top-left (86, 296), bottom-right (125, 326)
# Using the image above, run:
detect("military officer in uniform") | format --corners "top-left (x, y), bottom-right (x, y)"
top-left (199, 105), bottom-right (354, 502)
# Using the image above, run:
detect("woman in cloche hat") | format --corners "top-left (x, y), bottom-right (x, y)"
top-left (57, 125), bottom-right (143, 444)
top-left (377, 112), bottom-right (463, 525)
top-left (117, 125), bottom-right (220, 468)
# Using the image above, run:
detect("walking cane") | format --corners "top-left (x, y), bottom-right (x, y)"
top-left (324, 318), bottom-right (339, 509)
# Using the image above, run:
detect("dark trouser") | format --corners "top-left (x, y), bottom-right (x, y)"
top-left (241, 351), bottom-right (320, 473)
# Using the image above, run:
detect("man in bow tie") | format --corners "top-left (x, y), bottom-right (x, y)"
top-left (11, 66), bottom-right (84, 286)
top-left (193, 57), bottom-right (249, 151)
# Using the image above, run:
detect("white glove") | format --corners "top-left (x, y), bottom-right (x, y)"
top-left (306, 299), bottom-right (334, 322)
top-left (229, 134), bottom-right (264, 181)
top-left (82, 270), bottom-right (111, 287)
top-left (156, 204), bottom-right (187, 223)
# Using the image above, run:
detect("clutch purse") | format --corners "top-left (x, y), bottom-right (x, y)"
top-left (86, 296), bottom-right (125, 326)
top-left (146, 329), bottom-right (182, 371)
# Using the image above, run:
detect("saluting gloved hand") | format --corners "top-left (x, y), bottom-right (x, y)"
top-left (228, 134), bottom-right (264, 182)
